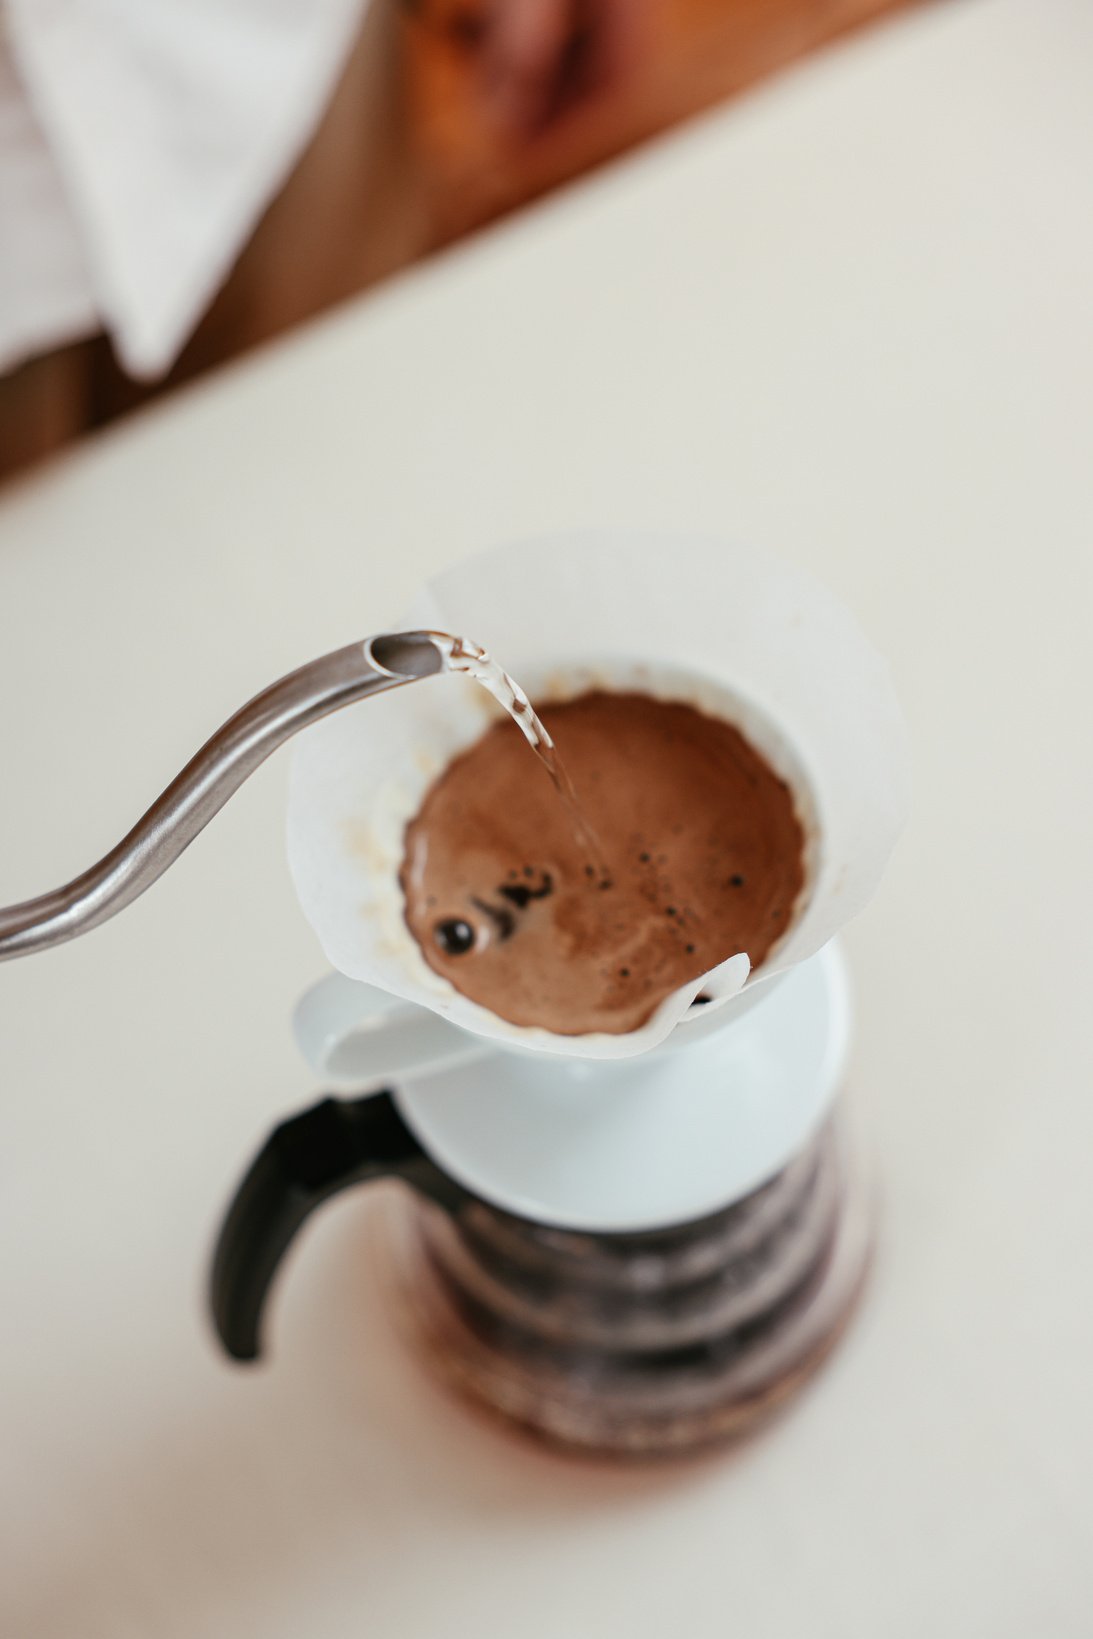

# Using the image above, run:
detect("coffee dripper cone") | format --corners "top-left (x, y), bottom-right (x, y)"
top-left (287, 531), bottom-right (910, 1060)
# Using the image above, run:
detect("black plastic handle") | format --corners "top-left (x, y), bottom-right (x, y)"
top-left (210, 1090), bottom-right (465, 1362)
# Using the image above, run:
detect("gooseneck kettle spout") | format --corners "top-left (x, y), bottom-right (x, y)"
top-left (0, 631), bottom-right (447, 960)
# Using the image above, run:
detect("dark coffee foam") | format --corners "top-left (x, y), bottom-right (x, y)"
top-left (400, 691), bottom-right (806, 1035)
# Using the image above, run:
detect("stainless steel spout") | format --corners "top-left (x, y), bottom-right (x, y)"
top-left (0, 631), bottom-right (447, 960)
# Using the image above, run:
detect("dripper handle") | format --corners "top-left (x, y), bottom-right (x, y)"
top-left (293, 972), bottom-right (487, 1085)
top-left (210, 1091), bottom-right (463, 1362)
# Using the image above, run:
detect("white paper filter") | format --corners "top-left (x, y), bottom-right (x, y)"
top-left (287, 533), bottom-right (909, 1060)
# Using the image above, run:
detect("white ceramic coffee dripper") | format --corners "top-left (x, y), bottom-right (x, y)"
top-left (283, 531), bottom-right (909, 1234)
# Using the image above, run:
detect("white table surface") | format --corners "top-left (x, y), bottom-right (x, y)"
top-left (2, 1), bottom-right (1091, 1634)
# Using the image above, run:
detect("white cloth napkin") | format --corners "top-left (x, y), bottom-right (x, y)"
top-left (1, 0), bottom-right (367, 378)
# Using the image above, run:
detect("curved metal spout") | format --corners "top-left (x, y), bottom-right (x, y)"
top-left (0, 631), bottom-right (447, 960)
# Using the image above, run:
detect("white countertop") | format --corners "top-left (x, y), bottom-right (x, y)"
top-left (2, 1), bottom-right (1092, 1634)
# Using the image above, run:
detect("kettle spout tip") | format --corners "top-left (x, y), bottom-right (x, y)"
top-left (366, 631), bottom-right (446, 680)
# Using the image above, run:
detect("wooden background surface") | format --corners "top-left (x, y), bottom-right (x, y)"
top-left (0, 0), bottom-right (917, 481)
